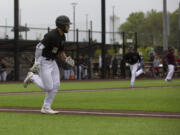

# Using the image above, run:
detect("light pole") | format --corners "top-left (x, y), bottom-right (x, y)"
top-left (71, 2), bottom-right (77, 42)
top-left (178, 2), bottom-right (180, 30)
top-left (101, 0), bottom-right (106, 79)
top-left (178, 2), bottom-right (180, 47)
top-left (5, 18), bottom-right (7, 38)
top-left (86, 14), bottom-right (89, 41)
top-left (163, 0), bottom-right (168, 51)
top-left (112, 6), bottom-right (115, 45)
top-left (14, 0), bottom-right (20, 80)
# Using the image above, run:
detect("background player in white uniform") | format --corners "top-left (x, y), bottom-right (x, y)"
top-left (24, 15), bottom-right (74, 114)
top-left (0, 59), bottom-right (7, 82)
top-left (123, 46), bottom-right (143, 88)
top-left (162, 47), bottom-right (176, 82)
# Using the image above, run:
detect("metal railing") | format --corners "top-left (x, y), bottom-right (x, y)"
top-left (0, 25), bottom-right (123, 44)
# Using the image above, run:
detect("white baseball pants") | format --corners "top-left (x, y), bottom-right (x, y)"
top-left (165, 64), bottom-right (174, 80)
top-left (130, 63), bottom-right (143, 86)
top-left (30, 43), bottom-right (60, 109)
top-left (0, 71), bottom-right (7, 81)
top-left (83, 68), bottom-right (88, 78)
top-left (64, 69), bottom-right (70, 80)
top-left (75, 65), bottom-right (82, 80)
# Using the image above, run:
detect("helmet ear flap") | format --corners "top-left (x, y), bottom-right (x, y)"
top-left (57, 25), bottom-right (67, 33)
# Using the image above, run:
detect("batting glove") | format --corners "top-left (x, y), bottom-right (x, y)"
top-left (65, 56), bottom-right (75, 67)
top-left (30, 63), bottom-right (40, 73)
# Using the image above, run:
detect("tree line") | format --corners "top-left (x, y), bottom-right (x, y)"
top-left (119, 9), bottom-right (180, 48)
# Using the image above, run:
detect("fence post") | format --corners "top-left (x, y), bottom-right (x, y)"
top-left (122, 32), bottom-right (126, 78)
top-left (25, 23), bottom-right (27, 40)
top-left (135, 32), bottom-right (138, 51)
top-left (14, 0), bottom-right (20, 80)
top-left (47, 27), bottom-right (50, 33)
top-left (88, 29), bottom-right (92, 79)
top-left (76, 29), bottom-right (80, 80)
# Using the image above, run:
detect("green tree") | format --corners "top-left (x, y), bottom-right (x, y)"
top-left (145, 10), bottom-right (163, 46)
top-left (168, 9), bottom-right (179, 47)
top-left (120, 12), bottom-right (145, 33)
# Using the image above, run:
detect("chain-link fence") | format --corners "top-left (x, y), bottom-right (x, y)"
top-left (0, 25), bottom-right (123, 44)
top-left (1, 25), bottom-right (179, 81)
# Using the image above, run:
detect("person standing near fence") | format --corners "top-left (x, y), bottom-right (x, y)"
top-left (123, 46), bottom-right (143, 88)
top-left (112, 55), bottom-right (118, 78)
top-left (0, 59), bottom-right (7, 82)
top-left (162, 47), bottom-right (176, 82)
top-left (23, 15), bottom-right (74, 114)
top-left (153, 55), bottom-right (160, 77)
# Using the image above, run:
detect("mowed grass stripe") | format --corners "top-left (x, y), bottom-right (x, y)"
top-left (0, 87), bottom-right (179, 112)
top-left (0, 112), bottom-right (180, 135)
top-left (0, 79), bottom-right (180, 93)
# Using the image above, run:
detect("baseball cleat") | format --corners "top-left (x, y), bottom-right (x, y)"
top-left (130, 85), bottom-right (134, 88)
top-left (24, 72), bottom-right (34, 88)
top-left (165, 79), bottom-right (171, 82)
top-left (41, 108), bottom-right (59, 114)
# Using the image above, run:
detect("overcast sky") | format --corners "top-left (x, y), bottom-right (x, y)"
top-left (0, 0), bottom-right (179, 31)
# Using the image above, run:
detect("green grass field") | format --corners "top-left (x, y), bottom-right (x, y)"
top-left (0, 79), bottom-right (180, 93)
top-left (0, 88), bottom-right (180, 112)
top-left (0, 113), bottom-right (180, 135)
top-left (0, 80), bottom-right (180, 135)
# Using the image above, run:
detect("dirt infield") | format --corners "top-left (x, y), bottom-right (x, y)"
top-left (0, 85), bottom-right (180, 96)
top-left (0, 107), bottom-right (180, 119)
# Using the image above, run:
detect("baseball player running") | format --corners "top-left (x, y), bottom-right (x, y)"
top-left (23, 15), bottom-right (74, 114)
top-left (162, 47), bottom-right (176, 82)
top-left (123, 46), bottom-right (143, 88)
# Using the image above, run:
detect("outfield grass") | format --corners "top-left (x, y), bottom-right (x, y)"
top-left (0, 80), bottom-right (180, 135)
top-left (0, 113), bottom-right (180, 135)
top-left (0, 79), bottom-right (180, 93)
top-left (0, 87), bottom-right (180, 112)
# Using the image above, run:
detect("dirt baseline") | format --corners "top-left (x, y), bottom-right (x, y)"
top-left (0, 107), bottom-right (180, 119)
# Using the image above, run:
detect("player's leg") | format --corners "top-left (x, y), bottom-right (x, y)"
top-left (2, 71), bottom-right (7, 81)
top-left (84, 68), bottom-right (88, 79)
top-left (165, 64), bottom-right (174, 81)
top-left (24, 43), bottom-right (45, 88)
top-left (130, 63), bottom-right (138, 88)
top-left (24, 61), bottom-right (45, 89)
top-left (41, 61), bottom-right (59, 114)
top-left (30, 74), bottom-right (45, 90)
top-left (136, 68), bottom-right (143, 77)
top-left (67, 69), bottom-right (70, 80)
top-left (79, 65), bottom-right (82, 80)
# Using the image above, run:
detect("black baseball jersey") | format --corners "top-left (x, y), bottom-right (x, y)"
top-left (124, 52), bottom-right (141, 65)
top-left (41, 29), bottom-right (65, 60)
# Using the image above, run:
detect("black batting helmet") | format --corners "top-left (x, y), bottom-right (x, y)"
top-left (129, 45), bottom-right (135, 50)
top-left (55, 15), bottom-right (72, 33)
top-left (168, 47), bottom-right (175, 52)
